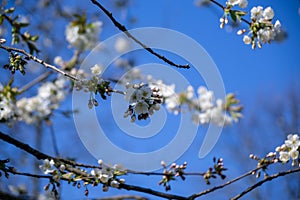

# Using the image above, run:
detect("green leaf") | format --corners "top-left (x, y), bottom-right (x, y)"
top-left (229, 10), bottom-right (237, 22)
top-left (30, 35), bottom-right (39, 42)
top-left (0, 16), bottom-right (4, 25)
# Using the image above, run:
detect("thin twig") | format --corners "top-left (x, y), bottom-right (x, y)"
top-left (95, 195), bottom-right (148, 200)
top-left (209, 0), bottom-right (225, 9)
top-left (90, 0), bottom-right (189, 69)
top-left (230, 167), bottom-right (300, 200)
top-left (188, 166), bottom-right (265, 199)
top-left (50, 125), bottom-right (60, 157)
top-left (18, 71), bottom-right (52, 94)
top-left (119, 183), bottom-right (187, 200)
top-left (127, 169), bottom-right (205, 176)
top-left (0, 45), bottom-right (79, 81)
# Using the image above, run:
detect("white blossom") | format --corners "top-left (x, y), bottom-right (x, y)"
top-left (289, 148), bottom-right (299, 160)
top-left (186, 85), bottom-right (194, 100)
top-left (238, 0), bottom-right (248, 9)
top-left (0, 38), bottom-right (6, 44)
top-left (54, 56), bottom-right (64, 67)
top-left (110, 180), bottom-right (120, 188)
top-left (279, 151), bottom-right (290, 163)
top-left (251, 6), bottom-right (264, 21)
top-left (124, 83), bottom-right (162, 121)
top-left (263, 7), bottom-right (274, 21)
top-left (134, 101), bottom-right (149, 115)
top-left (274, 20), bottom-right (281, 32)
top-left (0, 95), bottom-right (14, 120)
top-left (65, 21), bottom-right (102, 51)
top-left (99, 174), bottom-right (109, 183)
top-left (59, 164), bottom-right (66, 171)
top-left (285, 134), bottom-right (300, 149)
top-left (243, 35), bottom-right (252, 44)
top-left (90, 64), bottom-right (103, 75)
top-left (115, 37), bottom-right (131, 53)
top-left (227, 0), bottom-right (248, 8)
top-left (39, 159), bottom-right (55, 174)
top-left (16, 76), bottom-right (67, 124)
top-left (197, 86), bottom-right (213, 111)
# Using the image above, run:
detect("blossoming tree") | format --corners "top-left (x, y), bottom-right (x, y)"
top-left (0, 0), bottom-right (299, 199)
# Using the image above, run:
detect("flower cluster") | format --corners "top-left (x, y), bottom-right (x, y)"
top-left (16, 77), bottom-right (67, 124)
top-left (124, 83), bottom-right (162, 122)
top-left (275, 134), bottom-right (300, 166)
top-left (219, 0), bottom-right (248, 29)
top-left (239, 6), bottom-right (281, 48)
top-left (191, 86), bottom-right (237, 126)
top-left (203, 157), bottom-right (226, 185)
top-left (151, 82), bottom-right (242, 126)
top-left (0, 90), bottom-right (15, 121)
top-left (74, 64), bottom-right (114, 109)
top-left (90, 160), bottom-right (126, 191)
top-left (159, 161), bottom-right (187, 191)
top-left (65, 19), bottom-right (102, 51)
top-left (250, 134), bottom-right (300, 178)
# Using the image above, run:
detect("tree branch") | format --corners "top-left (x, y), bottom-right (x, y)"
top-left (0, 131), bottom-right (49, 160)
top-left (188, 166), bottom-right (265, 199)
top-left (230, 167), bottom-right (300, 200)
top-left (96, 195), bottom-right (148, 200)
top-left (0, 131), bottom-right (187, 200)
top-left (90, 0), bottom-right (189, 69)
top-left (119, 183), bottom-right (187, 200)
top-left (0, 45), bottom-right (79, 81)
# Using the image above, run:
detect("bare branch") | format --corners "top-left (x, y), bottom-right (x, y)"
top-left (119, 183), bottom-right (187, 200)
top-left (230, 167), bottom-right (300, 200)
top-left (96, 195), bottom-right (148, 200)
top-left (90, 0), bottom-right (190, 69)
top-left (188, 166), bottom-right (265, 199)
top-left (18, 71), bottom-right (52, 94)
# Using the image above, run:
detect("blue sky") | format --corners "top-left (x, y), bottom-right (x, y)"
top-left (1, 0), bottom-right (300, 199)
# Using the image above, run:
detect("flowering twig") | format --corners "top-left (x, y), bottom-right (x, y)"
top-left (209, 0), bottom-right (251, 25)
top-left (0, 45), bottom-right (79, 81)
top-left (0, 131), bottom-right (186, 199)
top-left (90, 0), bottom-right (190, 69)
top-left (49, 125), bottom-right (60, 157)
top-left (230, 167), bottom-right (300, 200)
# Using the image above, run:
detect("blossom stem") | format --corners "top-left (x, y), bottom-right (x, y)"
top-left (208, 0), bottom-right (252, 26)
